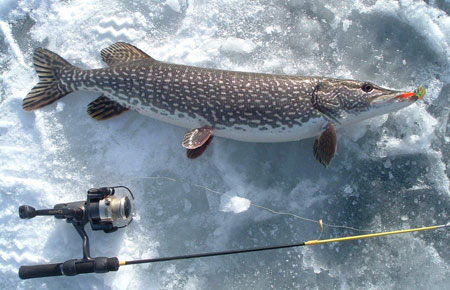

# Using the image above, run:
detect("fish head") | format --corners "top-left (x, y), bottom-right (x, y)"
top-left (311, 79), bottom-right (424, 125)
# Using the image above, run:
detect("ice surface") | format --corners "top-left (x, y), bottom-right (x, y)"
top-left (0, 0), bottom-right (449, 289)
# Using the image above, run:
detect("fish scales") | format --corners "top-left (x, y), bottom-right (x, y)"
top-left (62, 62), bottom-right (322, 131)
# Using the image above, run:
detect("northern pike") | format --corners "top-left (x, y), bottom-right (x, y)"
top-left (23, 42), bottom-right (425, 167)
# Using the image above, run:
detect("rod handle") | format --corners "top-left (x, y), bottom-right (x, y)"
top-left (19, 263), bottom-right (62, 279)
top-left (18, 205), bottom-right (37, 219)
top-left (19, 257), bottom-right (120, 279)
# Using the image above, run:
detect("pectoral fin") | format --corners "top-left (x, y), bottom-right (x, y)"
top-left (87, 95), bottom-right (129, 120)
top-left (187, 136), bottom-right (214, 159)
top-left (313, 123), bottom-right (337, 168)
top-left (182, 127), bottom-right (214, 159)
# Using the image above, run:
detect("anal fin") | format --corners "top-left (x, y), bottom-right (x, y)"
top-left (182, 127), bottom-right (214, 159)
top-left (87, 95), bottom-right (129, 120)
top-left (313, 123), bottom-right (337, 168)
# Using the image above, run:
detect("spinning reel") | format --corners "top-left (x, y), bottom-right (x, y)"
top-left (18, 186), bottom-right (134, 279)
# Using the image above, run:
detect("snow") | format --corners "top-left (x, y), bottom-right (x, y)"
top-left (166, 0), bottom-right (181, 13)
top-left (220, 37), bottom-right (256, 54)
top-left (0, 0), bottom-right (449, 289)
top-left (220, 195), bottom-right (251, 214)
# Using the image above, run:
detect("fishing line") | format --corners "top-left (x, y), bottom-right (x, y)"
top-left (131, 176), bottom-right (381, 233)
top-left (17, 183), bottom-right (449, 279)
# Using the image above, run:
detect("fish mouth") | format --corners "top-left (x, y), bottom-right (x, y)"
top-left (370, 86), bottom-right (425, 105)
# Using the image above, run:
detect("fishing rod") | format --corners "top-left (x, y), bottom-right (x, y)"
top-left (17, 187), bottom-right (449, 279)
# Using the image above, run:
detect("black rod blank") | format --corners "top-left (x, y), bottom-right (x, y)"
top-left (123, 242), bottom-right (306, 265)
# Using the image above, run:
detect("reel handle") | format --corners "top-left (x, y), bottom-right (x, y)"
top-left (19, 257), bottom-right (120, 279)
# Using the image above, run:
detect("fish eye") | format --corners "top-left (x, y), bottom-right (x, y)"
top-left (361, 83), bottom-right (374, 93)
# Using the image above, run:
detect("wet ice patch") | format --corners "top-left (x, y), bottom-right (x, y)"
top-left (219, 195), bottom-right (251, 213)
top-left (376, 103), bottom-right (439, 157)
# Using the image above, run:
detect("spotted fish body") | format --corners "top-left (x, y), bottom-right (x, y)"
top-left (23, 42), bottom-right (423, 166)
top-left (79, 65), bottom-right (328, 142)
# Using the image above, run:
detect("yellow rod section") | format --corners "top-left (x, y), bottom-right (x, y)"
top-left (304, 225), bottom-right (439, 245)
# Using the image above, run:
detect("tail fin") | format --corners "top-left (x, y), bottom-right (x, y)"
top-left (23, 48), bottom-right (73, 111)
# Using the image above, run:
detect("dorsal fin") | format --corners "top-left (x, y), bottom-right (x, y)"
top-left (100, 42), bottom-right (156, 66)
